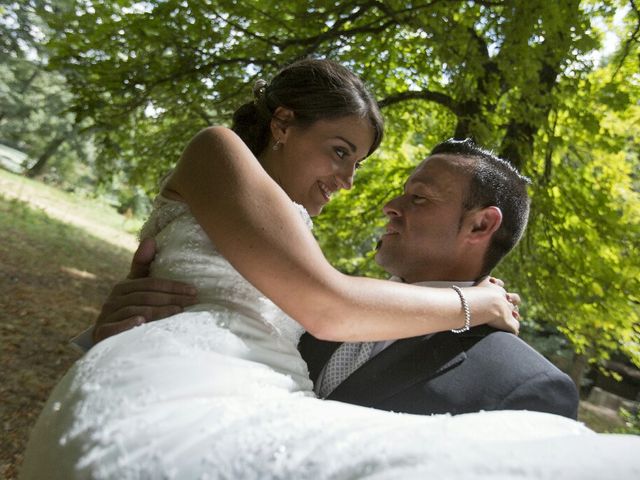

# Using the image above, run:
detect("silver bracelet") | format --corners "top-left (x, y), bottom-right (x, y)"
top-left (450, 285), bottom-right (471, 333)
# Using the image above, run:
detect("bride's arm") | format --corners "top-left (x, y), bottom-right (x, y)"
top-left (164, 126), bottom-right (517, 342)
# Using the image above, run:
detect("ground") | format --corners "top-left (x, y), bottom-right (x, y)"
top-left (0, 170), bottom-right (135, 479)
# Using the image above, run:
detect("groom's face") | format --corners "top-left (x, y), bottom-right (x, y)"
top-left (375, 155), bottom-right (472, 283)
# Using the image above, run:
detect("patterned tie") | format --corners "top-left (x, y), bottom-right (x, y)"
top-left (317, 342), bottom-right (374, 398)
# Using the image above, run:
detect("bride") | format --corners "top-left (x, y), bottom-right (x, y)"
top-left (21, 59), bottom-right (639, 479)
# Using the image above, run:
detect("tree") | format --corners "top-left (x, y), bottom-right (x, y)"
top-left (38, 1), bottom-right (610, 181)
top-left (505, 35), bottom-right (640, 382)
top-left (33, 0), bottom-right (640, 379)
top-left (0, 1), bottom-right (93, 187)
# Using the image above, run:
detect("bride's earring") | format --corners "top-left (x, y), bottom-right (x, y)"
top-left (273, 139), bottom-right (282, 151)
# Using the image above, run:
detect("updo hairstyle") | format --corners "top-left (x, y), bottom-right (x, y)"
top-left (231, 58), bottom-right (384, 158)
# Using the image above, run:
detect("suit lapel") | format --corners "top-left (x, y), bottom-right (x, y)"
top-left (298, 334), bottom-right (341, 384)
top-left (327, 332), bottom-right (467, 407)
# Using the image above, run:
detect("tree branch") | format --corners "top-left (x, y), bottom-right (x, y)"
top-left (378, 90), bottom-right (459, 113)
top-left (85, 56), bottom-right (279, 125)
top-left (275, 0), bottom-right (448, 54)
top-left (276, 1), bottom-right (387, 51)
top-left (611, 0), bottom-right (640, 79)
top-left (207, 10), bottom-right (278, 47)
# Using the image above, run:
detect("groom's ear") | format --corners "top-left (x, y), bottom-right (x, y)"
top-left (270, 107), bottom-right (295, 141)
top-left (463, 206), bottom-right (502, 244)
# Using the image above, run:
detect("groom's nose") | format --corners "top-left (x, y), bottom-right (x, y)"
top-left (382, 196), bottom-right (402, 217)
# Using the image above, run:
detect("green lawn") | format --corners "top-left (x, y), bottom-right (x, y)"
top-left (0, 177), bottom-right (136, 478)
top-left (0, 168), bottom-right (142, 250)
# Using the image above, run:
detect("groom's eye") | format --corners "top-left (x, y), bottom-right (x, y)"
top-left (411, 196), bottom-right (427, 205)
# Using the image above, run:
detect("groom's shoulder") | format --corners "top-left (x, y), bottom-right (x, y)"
top-left (449, 326), bottom-right (569, 379)
top-left (451, 326), bottom-right (578, 418)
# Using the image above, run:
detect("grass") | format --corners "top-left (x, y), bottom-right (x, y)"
top-left (0, 182), bottom-right (135, 478)
top-left (0, 168), bottom-right (142, 250)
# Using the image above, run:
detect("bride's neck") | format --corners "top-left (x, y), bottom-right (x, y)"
top-left (258, 151), bottom-right (284, 192)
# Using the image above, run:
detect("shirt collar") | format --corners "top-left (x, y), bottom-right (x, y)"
top-left (413, 280), bottom-right (475, 288)
top-left (389, 276), bottom-right (474, 288)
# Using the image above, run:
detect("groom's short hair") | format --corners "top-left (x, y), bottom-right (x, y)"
top-left (430, 138), bottom-right (531, 276)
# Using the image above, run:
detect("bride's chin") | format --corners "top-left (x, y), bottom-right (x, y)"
top-left (302, 198), bottom-right (325, 217)
top-left (308, 205), bottom-right (322, 217)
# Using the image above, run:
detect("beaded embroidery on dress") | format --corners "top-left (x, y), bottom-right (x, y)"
top-left (21, 199), bottom-right (640, 479)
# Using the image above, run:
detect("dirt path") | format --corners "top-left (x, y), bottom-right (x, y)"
top-left (0, 172), bottom-right (137, 251)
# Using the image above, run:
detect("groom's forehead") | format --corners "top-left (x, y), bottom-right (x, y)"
top-left (408, 154), bottom-right (472, 186)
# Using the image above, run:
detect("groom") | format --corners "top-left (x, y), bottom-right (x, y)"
top-left (89, 138), bottom-right (579, 419)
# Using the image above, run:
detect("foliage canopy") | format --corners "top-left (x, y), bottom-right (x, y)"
top-left (2, 0), bottom-right (639, 379)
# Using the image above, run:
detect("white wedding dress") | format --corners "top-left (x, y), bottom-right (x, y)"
top-left (21, 197), bottom-right (640, 479)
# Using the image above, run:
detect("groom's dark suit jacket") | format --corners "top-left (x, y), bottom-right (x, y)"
top-left (299, 326), bottom-right (579, 419)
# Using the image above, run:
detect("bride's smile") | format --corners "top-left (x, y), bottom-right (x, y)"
top-left (260, 113), bottom-right (375, 216)
top-left (317, 179), bottom-right (335, 201)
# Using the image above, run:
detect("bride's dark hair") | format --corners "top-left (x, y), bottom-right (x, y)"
top-left (231, 58), bottom-right (384, 157)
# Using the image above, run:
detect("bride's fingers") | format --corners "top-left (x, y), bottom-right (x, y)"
top-left (511, 317), bottom-right (520, 336)
top-left (477, 277), bottom-right (507, 295)
top-left (507, 299), bottom-right (521, 335)
top-left (506, 292), bottom-right (521, 306)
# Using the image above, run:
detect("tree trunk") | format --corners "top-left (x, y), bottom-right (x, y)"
top-left (453, 100), bottom-right (483, 140)
top-left (498, 120), bottom-right (537, 171)
top-left (26, 135), bottom-right (66, 178)
top-left (569, 352), bottom-right (589, 393)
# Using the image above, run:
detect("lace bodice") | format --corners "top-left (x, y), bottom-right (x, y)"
top-left (138, 195), bottom-right (313, 386)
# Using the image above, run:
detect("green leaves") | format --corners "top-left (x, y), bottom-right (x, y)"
top-left (4, 0), bottom-right (639, 377)
top-left (497, 53), bottom-right (640, 370)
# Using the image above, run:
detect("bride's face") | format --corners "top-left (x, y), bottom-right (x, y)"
top-left (269, 114), bottom-right (375, 216)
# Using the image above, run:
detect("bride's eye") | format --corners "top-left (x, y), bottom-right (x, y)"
top-left (334, 147), bottom-right (348, 160)
top-left (355, 161), bottom-right (364, 170)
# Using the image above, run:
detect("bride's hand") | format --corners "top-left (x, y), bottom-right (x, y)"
top-left (476, 277), bottom-right (521, 314)
top-left (466, 277), bottom-right (521, 335)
